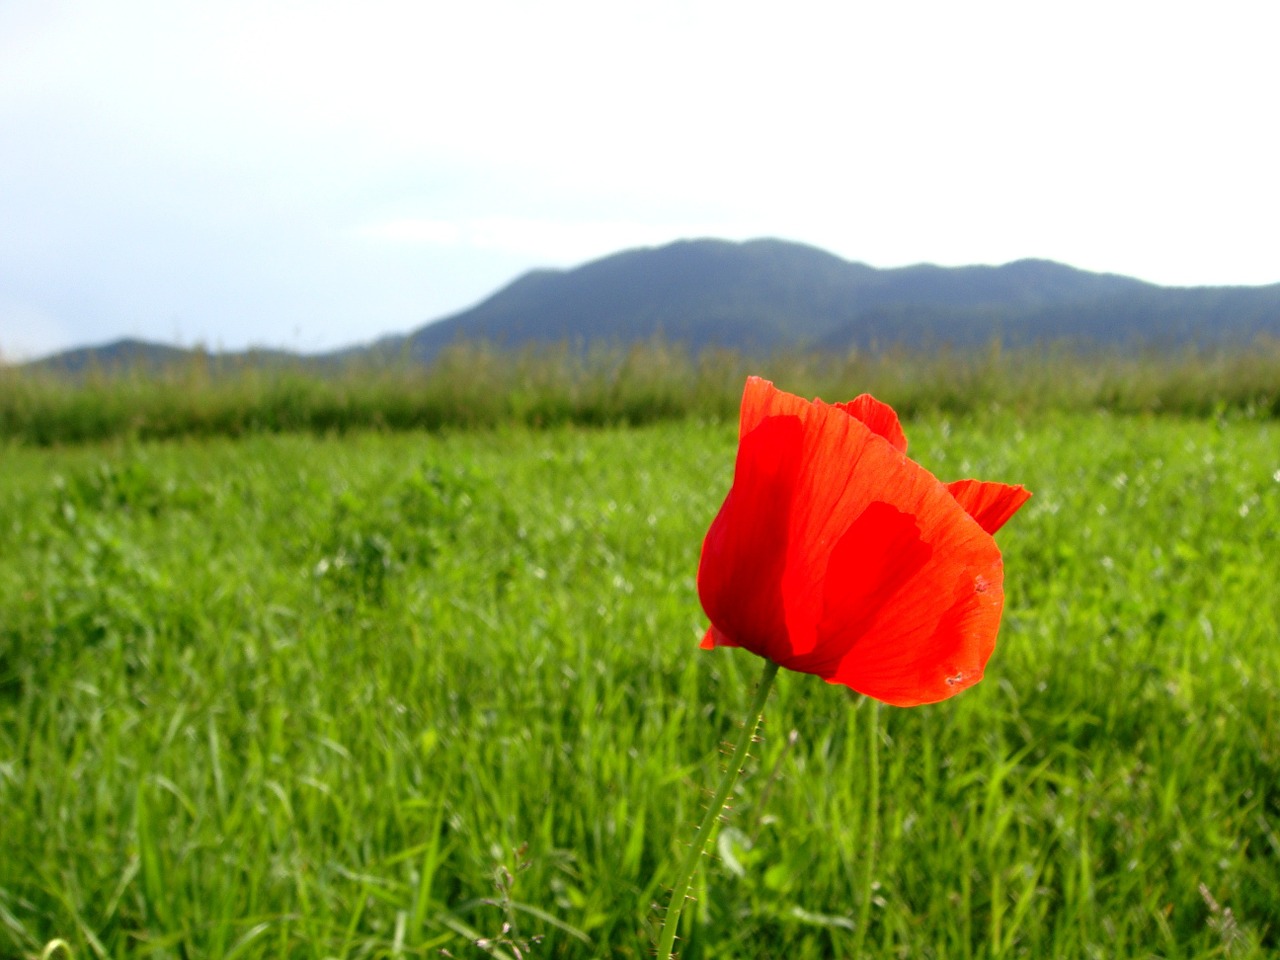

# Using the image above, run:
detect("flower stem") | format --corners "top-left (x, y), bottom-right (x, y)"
top-left (852, 699), bottom-right (881, 957)
top-left (655, 658), bottom-right (780, 959)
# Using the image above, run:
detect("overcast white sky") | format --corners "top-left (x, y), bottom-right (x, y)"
top-left (2, 0), bottom-right (1278, 360)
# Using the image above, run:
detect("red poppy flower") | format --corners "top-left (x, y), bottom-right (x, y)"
top-left (698, 377), bottom-right (1030, 707)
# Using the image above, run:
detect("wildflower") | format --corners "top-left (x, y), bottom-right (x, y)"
top-left (698, 376), bottom-right (1029, 706)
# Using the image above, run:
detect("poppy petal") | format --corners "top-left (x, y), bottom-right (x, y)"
top-left (824, 556), bottom-right (1005, 706)
top-left (770, 399), bottom-right (895, 658)
top-left (837, 394), bottom-right (908, 453)
top-left (737, 375), bottom-right (811, 439)
top-left (700, 624), bottom-right (734, 650)
top-left (945, 480), bottom-right (1032, 534)
top-left (813, 476), bottom-right (1005, 705)
top-left (697, 413), bottom-right (804, 663)
top-left (782, 501), bottom-right (933, 678)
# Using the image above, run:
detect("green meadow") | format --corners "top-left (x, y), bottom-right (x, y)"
top-left (4, 340), bottom-right (1280, 446)
top-left (2, 358), bottom-right (1279, 958)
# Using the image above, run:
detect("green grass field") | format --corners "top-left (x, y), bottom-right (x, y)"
top-left (5, 340), bottom-right (1280, 447)
top-left (2, 405), bottom-right (1278, 958)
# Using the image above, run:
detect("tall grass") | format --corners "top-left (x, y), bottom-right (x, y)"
top-left (4, 337), bottom-right (1279, 446)
top-left (2, 412), bottom-right (1278, 957)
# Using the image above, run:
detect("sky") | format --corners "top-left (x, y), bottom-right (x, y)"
top-left (2, 0), bottom-right (1278, 361)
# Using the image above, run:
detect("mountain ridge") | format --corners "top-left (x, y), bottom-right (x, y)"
top-left (23, 237), bottom-right (1280, 372)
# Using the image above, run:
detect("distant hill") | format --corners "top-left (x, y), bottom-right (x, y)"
top-left (29, 338), bottom-right (199, 375)
top-left (25, 339), bottom-right (302, 376)
top-left (371, 238), bottom-right (1280, 361)
top-left (26, 238), bottom-right (1280, 373)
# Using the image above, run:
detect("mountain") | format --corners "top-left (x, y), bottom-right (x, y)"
top-left (380, 238), bottom-right (1280, 362)
top-left (25, 339), bottom-right (302, 376)
top-left (26, 238), bottom-right (1280, 373)
top-left (27, 338), bottom-right (198, 375)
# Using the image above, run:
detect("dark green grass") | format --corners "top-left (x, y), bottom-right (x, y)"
top-left (4, 339), bottom-right (1279, 446)
top-left (1, 412), bottom-right (1278, 958)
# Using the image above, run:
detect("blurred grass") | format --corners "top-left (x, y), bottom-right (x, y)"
top-left (2, 411), bottom-right (1278, 958)
top-left (3, 336), bottom-right (1279, 446)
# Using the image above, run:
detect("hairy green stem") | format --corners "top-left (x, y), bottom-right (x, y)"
top-left (852, 699), bottom-right (881, 957)
top-left (655, 658), bottom-right (780, 959)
